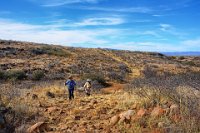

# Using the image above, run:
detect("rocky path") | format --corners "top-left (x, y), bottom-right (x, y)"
top-left (26, 84), bottom-right (124, 133)
top-left (24, 83), bottom-right (184, 133)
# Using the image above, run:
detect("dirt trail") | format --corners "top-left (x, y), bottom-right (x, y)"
top-left (101, 83), bottom-right (126, 94)
top-left (99, 50), bottom-right (141, 79)
top-left (25, 83), bottom-right (126, 132)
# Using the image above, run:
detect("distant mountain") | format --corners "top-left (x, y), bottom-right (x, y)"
top-left (162, 52), bottom-right (200, 56)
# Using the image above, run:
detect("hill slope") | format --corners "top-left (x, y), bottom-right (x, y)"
top-left (0, 39), bottom-right (199, 82)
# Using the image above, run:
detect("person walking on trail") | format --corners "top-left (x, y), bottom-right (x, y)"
top-left (65, 76), bottom-right (76, 100)
top-left (84, 79), bottom-right (92, 96)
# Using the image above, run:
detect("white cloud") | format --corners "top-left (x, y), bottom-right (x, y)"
top-left (77, 6), bottom-right (153, 13)
top-left (30, 0), bottom-right (101, 7)
top-left (109, 42), bottom-right (187, 52)
top-left (160, 24), bottom-right (173, 32)
top-left (182, 38), bottom-right (200, 47)
top-left (0, 18), bottom-right (119, 45)
top-left (74, 17), bottom-right (124, 26)
top-left (0, 18), bottom-right (199, 52)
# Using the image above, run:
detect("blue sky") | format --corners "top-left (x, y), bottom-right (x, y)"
top-left (0, 0), bottom-right (200, 52)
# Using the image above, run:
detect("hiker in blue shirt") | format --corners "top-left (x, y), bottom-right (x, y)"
top-left (65, 76), bottom-right (76, 100)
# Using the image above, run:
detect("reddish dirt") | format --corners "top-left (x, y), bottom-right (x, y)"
top-left (101, 83), bottom-right (126, 94)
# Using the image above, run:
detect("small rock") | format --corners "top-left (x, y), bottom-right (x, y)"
top-left (91, 100), bottom-right (98, 105)
top-left (46, 107), bottom-right (60, 114)
top-left (109, 115), bottom-right (120, 126)
top-left (136, 108), bottom-right (147, 117)
top-left (27, 122), bottom-right (48, 133)
top-left (162, 105), bottom-right (168, 109)
top-left (158, 122), bottom-right (165, 128)
top-left (169, 104), bottom-right (179, 116)
top-left (171, 114), bottom-right (181, 122)
top-left (164, 108), bottom-right (170, 115)
top-left (151, 106), bottom-right (165, 117)
top-left (119, 110), bottom-right (135, 121)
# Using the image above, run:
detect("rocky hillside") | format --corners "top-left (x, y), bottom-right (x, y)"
top-left (0, 39), bottom-right (199, 83)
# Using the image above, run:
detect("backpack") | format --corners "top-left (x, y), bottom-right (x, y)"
top-left (66, 80), bottom-right (75, 89)
top-left (87, 81), bottom-right (92, 88)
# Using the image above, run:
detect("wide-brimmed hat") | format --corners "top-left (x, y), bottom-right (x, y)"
top-left (87, 79), bottom-right (91, 82)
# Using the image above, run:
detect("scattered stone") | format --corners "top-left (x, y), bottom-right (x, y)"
top-left (109, 110), bottom-right (135, 127)
top-left (109, 115), bottom-right (120, 126)
top-left (136, 108), bottom-right (147, 117)
top-left (158, 122), bottom-right (166, 128)
top-left (151, 106), bottom-right (165, 117)
top-left (169, 104), bottom-right (179, 116)
top-left (27, 122), bottom-right (48, 133)
top-left (46, 91), bottom-right (55, 98)
top-left (161, 104), bottom-right (168, 109)
top-left (119, 110), bottom-right (135, 122)
top-left (164, 108), bottom-right (170, 115)
top-left (91, 100), bottom-right (98, 105)
top-left (46, 107), bottom-right (60, 114)
top-left (171, 114), bottom-right (181, 122)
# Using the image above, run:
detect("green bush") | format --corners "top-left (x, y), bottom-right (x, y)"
top-left (168, 56), bottom-right (176, 60)
top-left (107, 72), bottom-right (124, 82)
top-left (7, 70), bottom-right (26, 80)
top-left (32, 46), bottom-right (70, 57)
top-left (82, 73), bottom-right (108, 86)
top-left (179, 56), bottom-right (185, 60)
top-left (185, 61), bottom-right (196, 66)
top-left (0, 70), bottom-right (6, 80)
top-left (32, 70), bottom-right (45, 80)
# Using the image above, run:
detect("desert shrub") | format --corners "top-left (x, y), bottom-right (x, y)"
top-left (48, 73), bottom-right (65, 80)
top-left (184, 61), bottom-right (196, 66)
top-left (82, 73), bottom-right (108, 86)
top-left (124, 86), bottom-right (200, 133)
top-left (0, 70), bottom-right (6, 80)
top-left (142, 66), bottom-right (158, 78)
top-left (32, 70), bottom-right (45, 80)
top-left (179, 56), bottom-right (185, 60)
top-left (118, 63), bottom-right (131, 73)
top-left (168, 56), bottom-right (176, 60)
top-left (6, 70), bottom-right (26, 81)
top-left (150, 52), bottom-right (165, 57)
top-left (107, 72), bottom-right (125, 82)
top-left (0, 70), bottom-right (27, 81)
top-left (31, 46), bottom-right (70, 57)
top-left (31, 48), bottom-right (45, 55)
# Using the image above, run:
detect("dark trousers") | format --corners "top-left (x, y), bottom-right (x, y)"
top-left (68, 89), bottom-right (74, 100)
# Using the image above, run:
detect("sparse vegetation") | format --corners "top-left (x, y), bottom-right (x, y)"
top-left (31, 46), bottom-right (70, 57)
top-left (82, 73), bottom-right (108, 86)
top-left (0, 69), bottom-right (26, 81)
top-left (0, 70), bottom-right (6, 80)
top-left (32, 70), bottom-right (45, 80)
